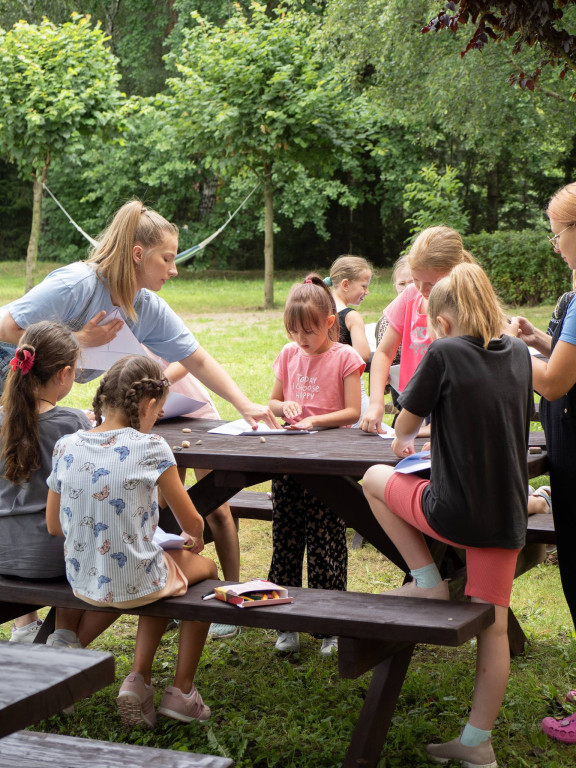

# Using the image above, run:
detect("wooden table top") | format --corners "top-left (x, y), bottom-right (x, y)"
top-left (153, 418), bottom-right (548, 478)
top-left (0, 641), bottom-right (114, 738)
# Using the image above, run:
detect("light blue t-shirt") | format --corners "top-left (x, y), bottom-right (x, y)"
top-left (559, 294), bottom-right (576, 346)
top-left (1, 262), bottom-right (198, 363)
top-left (47, 427), bottom-right (176, 604)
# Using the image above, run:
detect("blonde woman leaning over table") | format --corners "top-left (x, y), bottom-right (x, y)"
top-left (0, 199), bottom-right (277, 638)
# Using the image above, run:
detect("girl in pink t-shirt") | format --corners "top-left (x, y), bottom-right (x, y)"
top-left (360, 226), bottom-right (475, 433)
top-left (268, 275), bottom-right (365, 656)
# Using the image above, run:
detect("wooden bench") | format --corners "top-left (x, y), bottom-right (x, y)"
top-left (0, 731), bottom-right (233, 767)
top-left (228, 490), bottom-right (272, 522)
top-left (526, 512), bottom-right (555, 545)
top-left (0, 576), bottom-right (493, 768)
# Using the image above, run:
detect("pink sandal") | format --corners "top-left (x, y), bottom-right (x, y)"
top-left (542, 711), bottom-right (576, 743)
top-left (566, 690), bottom-right (576, 704)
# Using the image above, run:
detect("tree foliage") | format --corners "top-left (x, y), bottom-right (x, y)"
top-left (162, 2), bottom-right (368, 306)
top-left (424, 1), bottom-right (576, 90)
top-left (0, 13), bottom-right (123, 288)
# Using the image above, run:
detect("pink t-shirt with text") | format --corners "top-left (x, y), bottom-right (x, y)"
top-left (273, 342), bottom-right (365, 424)
top-left (384, 283), bottom-right (433, 391)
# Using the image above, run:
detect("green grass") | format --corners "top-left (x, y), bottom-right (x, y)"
top-left (0, 263), bottom-right (574, 767)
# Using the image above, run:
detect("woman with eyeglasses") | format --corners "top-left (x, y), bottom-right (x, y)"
top-left (513, 182), bottom-right (576, 745)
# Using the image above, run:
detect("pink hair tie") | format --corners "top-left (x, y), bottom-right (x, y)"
top-left (304, 278), bottom-right (313, 284)
top-left (10, 348), bottom-right (35, 375)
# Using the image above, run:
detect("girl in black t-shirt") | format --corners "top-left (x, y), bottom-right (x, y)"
top-left (363, 262), bottom-right (532, 768)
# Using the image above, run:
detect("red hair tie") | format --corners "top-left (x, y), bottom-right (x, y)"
top-left (9, 348), bottom-right (35, 375)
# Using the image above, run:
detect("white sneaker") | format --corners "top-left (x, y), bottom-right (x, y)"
top-left (320, 636), bottom-right (338, 656)
top-left (9, 619), bottom-right (42, 644)
top-left (275, 631), bottom-right (300, 653)
top-left (46, 629), bottom-right (82, 648)
top-left (208, 623), bottom-right (239, 639)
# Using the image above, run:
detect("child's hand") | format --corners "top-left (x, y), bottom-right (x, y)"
top-left (392, 437), bottom-right (414, 458)
top-left (181, 533), bottom-right (204, 554)
top-left (282, 400), bottom-right (302, 421)
top-left (288, 416), bottom-right (314, 430)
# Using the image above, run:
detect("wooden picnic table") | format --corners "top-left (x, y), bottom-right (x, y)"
top-left (0, 640), bottom-right (114, 737)
top-left (155, 418), bottom-right (548, 574)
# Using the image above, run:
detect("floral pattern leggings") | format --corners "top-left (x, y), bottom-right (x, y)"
top-left (268, 475), bottom-right (348, 596)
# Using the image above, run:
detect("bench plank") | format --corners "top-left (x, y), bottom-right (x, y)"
top-left (526, 513), bottom-right (555, 545)
top-left (0, 577), bottom-right (493, 649)
top-left (229, 490), bottom-right (272, 521)
top-left (0, 731), bottom-right (233, 768)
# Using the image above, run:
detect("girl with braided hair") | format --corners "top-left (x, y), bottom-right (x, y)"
top-left (46, 354), bottom-right (217, 728)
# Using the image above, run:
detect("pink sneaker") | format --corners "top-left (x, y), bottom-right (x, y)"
top-left (116, 672), bottom-right (156, 728)
top-left (159, 685), bottom-right (211, 722)
top-left (542, 711), bottom-right (576, 744)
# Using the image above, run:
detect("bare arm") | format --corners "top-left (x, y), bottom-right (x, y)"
top-left (532, 340), bottom-right (576, 400)
top-left (510, 315), bottom-right (552, 357)
top-left (179, 346), bottom-right (279, 428)
top-left (0, 312), bottom-right (24, 345)
top-left (359, 324), bottom-right (401, 433)
top-left (346, 310), bottom-right (371, 362)
top-left (269, 377), bottom-right (302, 422)
top-left (392, 408), bottom-right (425, 458)
top-left (157, 465), bottom-right (204, 547)
top-left (46, 490), bottom-right (64, 537)
top-left (163, 361), bottom-right (188, 385)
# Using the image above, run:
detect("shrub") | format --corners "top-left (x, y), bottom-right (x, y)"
top-left (466, 229), bottom-right (571, 306)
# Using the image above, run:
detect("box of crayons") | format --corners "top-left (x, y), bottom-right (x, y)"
top-left (214, 579), bottom-right (293, 608)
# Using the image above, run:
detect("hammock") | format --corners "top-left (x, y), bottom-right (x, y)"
top-left (42, 182), bottom-right (260, 264)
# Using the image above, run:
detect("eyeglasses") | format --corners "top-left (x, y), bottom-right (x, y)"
top-left (548, 224), bottom-right (574, 250)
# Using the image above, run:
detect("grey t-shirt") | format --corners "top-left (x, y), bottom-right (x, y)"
top-left (0, 406), bottom-right (91, 578)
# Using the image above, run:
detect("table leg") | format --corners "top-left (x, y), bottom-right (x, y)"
top-left (342, 643), bottom-right (414, 768)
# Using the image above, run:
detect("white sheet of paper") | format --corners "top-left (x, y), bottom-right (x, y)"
top-left (377, 422), bottom-right (396, 439)
top-left (153, 526), bottom-right (186, 550)
top-left (365, 322), bottom-right (377, 353)
top-left (79, 309), bottom-right (145, 372)
top-left (389, 364), bottom-right (401, 392)
top-left (208, 418), bottom-right (311, 435)
top-left (160, 392), bottom-right (207, 420)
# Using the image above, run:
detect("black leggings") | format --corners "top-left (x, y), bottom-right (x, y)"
top-left (268, 475), bottom-right (347, 593)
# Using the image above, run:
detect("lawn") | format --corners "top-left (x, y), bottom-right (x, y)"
top-left (0, 262), bottom-right (573, 767)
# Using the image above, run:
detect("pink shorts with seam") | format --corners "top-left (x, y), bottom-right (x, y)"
top-left (384, 472), bottom-right (520, 607)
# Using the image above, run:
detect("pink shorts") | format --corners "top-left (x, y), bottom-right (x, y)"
top-left (75, 552), bottom-right (188, 609)
top-left (384, 473), bottom-right (520, 607)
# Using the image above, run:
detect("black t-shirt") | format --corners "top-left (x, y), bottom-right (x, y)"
top-left (398, 335), bottom-right (533, 549)
top-left (338, 308), bottom-right (353, 347)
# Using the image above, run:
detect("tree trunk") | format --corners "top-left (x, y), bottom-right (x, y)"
top-left (486, 166), bottom-right (500, 232)
top-left (25, 163), bottom-right (48, 294)
top-left (263, 179), bottom-right (274, 309)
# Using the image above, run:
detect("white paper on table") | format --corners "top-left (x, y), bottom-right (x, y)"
top-left (394, 449), bottom-right (431, 474)
top-left (208, 418), bottom-right (312, 435)
top-left (79, 309), bottom-right (145, 372)
top-left (377, 422), bottom-right (396, 440)
top-left (388, 364), bottom-right (401, 392)
top-left (159, 391), bottom-right (207, 420)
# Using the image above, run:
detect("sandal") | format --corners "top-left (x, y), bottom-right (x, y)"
top-left (532, 486), bottom-right (552, 514)
top-left (566, 690), bottom-right (576, 704)
top-left (542, 711), bottom-right (576, 743)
